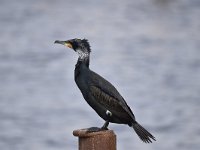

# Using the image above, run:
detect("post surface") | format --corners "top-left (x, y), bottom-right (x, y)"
top-left (73, 129), bottom-right (116, 150)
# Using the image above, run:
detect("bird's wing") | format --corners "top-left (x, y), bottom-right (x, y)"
top-left (90, 71), bottom-right (135, 120)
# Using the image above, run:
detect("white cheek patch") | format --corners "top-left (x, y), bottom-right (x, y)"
top-left (106, 110), bottom-right (112, 117)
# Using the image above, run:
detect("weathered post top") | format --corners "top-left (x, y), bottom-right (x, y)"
top-left (73, 129), bottom-right (116, 150)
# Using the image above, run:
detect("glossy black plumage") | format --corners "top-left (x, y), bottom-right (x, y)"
top-left (55, 38), bottom-right (156, 143)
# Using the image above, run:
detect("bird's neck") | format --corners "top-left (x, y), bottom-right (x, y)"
top-left (76, 57), bottom-right (90, 68)
top-left (76, 49), bottom-right (90, 68)
top-left (75, 55), bottom-right (90, 80)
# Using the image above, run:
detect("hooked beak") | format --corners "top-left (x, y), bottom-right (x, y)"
top-left (54, 40), bottom-right (73, 49)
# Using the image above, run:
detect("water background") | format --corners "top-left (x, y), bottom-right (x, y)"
top-left (0, 0), bottom-right (200, 149)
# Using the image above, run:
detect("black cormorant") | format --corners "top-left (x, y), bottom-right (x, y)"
top-left (54, 38), bottom-right (156, 143)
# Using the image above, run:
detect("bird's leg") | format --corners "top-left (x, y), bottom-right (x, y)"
top-left (101, 110), bottom-right (111, 130)
top-left (87, 111), bottom-right (111, 132)
top-left (101, 120), bottom-right (109, 130)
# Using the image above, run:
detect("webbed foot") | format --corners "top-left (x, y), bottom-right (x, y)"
top-left (86, 126), bottom-right (109, 133)
top-left (86, 127), bottom-right (102, 132)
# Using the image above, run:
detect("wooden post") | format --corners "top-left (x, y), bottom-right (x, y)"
top-left (73, 129), bottom-right (116, 150)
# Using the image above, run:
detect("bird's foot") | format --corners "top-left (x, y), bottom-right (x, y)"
top-left (86, 127), bottom-right (108, 133)
top-left (85, 121), bottom-right (109, 133)
top-left (86, 127), bottom-right (101, 132)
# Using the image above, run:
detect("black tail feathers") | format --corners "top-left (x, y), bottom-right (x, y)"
top-left (132, 122), bottom-right (156, 143)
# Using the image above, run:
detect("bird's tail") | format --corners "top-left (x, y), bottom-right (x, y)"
top-left (132, 121), bottom-right (156, 143)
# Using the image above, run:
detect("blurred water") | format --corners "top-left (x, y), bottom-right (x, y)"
top-left (0, 0), bottom-right (200, 149)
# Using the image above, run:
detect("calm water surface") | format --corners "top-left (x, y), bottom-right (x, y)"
top-left (0, 0), bottom-right (200, 149)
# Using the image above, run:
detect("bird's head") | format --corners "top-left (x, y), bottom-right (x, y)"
top-left (54, 38), bottom-right (91, 60)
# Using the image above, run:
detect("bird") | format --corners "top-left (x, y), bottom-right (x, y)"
top-left (54, 38), bottom-right (156, 143)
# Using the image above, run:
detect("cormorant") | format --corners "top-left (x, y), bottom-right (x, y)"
top-left (54, 38), bottom-right (156, 143)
